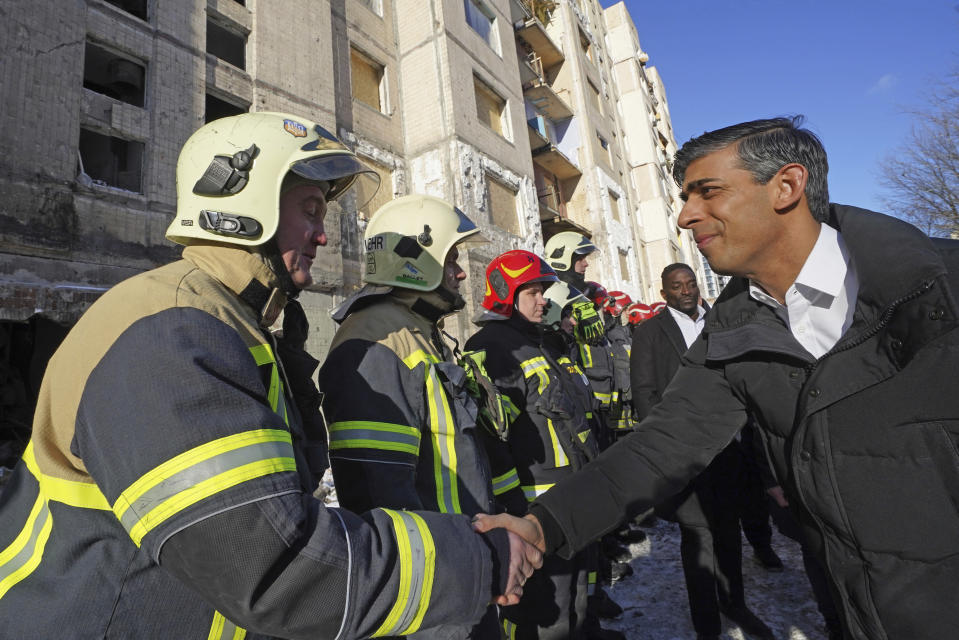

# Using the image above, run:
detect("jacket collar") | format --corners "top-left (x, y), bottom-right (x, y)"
top-left (182, 243), bottom-right (288, 327)
top-left (703, 205), bottom-right (954, 363)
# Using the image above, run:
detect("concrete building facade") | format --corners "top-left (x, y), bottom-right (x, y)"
top-left (0, 0), bottom-right (706, 461)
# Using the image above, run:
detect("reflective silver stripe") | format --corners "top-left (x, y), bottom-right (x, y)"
top-left (0, 495), bottom-right (51, 599)
top-left (426, 365), bottom-right (459, 514)
top-left (491, 468), bottom-right (520, 496)
top-left (328, 422), bottom-right (421, 454)
top-left (116, 438), bottom-right (294, 535)
top-left (372, 510), bottom-right (436, 636)
top-left (521, 483), bottom-right (554, 501)
top-left (208, 611), bottom-right (246, 640)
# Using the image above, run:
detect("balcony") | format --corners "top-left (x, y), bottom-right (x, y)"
top-left (514, 5), bottom-right (564, 70)
top-left (527, 114), bottom-right (580, 179)
top-left (523, 77), bottom-right (572, 121)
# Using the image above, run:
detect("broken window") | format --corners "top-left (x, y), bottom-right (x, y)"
top-left (205, 93), bottom-right (248, 123)
top-left (475, 76), bottom-right (507, 138)
top-left (487, 175), bottom-right (519, 235)
top-left (619, 250), bottom-right (629, 280)
top-left (78, 128), bottom-right (144, 193)
top-left (609, 189), bottom-right (621, 222)
top-left (102, 0), bottom-right (147, 20)
top-left (207, 17), bottom-right (246, 70)
top-left (350, 47), bottom-right (385, 113)
top-left (83, 40), bottom-right (146, 108)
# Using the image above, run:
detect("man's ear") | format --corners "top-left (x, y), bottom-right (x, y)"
top-left (773, 163), bottom-right (808, 212)
top-left (660, 289), bottom-right (667, 301)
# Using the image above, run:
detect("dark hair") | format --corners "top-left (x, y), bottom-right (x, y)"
top-left (661, 263), bottom-right (693, 286)
top-left (672, 116), bottom-right (830, 222)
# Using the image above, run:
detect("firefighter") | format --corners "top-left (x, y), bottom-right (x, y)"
top-left (543, 232), bottom-right (604, 345)
top-left (600, 291), bottom-right (635, 437)
top-left (625, 301), bottom-right (654, 329)
top-left (319, 193), bottom-right (505, 639)
top-left (466, 251), bottom-right (607, 639)
top-left (0, 113), bottom-right (538, 639)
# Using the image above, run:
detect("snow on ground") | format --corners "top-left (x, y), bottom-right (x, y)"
top-left (604, 518), bottom-right (828, 640)
top-left (320, 470), bottom-right (827, 639)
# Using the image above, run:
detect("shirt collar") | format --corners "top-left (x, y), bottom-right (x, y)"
top-left (749, 223), bottom-right (848, 307)
top-left (667, 304), bottom-right (705, 322)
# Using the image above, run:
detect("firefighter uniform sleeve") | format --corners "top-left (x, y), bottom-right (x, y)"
top-left (319, 339), bottom-right (427, 513)
top-left (73, 308), bottom-right (506, 639)
top-left (530, 336), bottom-right (748, 559)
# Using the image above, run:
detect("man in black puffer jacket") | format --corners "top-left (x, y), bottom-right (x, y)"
top-left (477, 116), bottom-right (959, 640)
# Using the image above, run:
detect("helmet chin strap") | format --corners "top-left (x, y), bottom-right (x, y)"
top-left (262, 237), bottom-right (302, 300)
top-left (434, 284), bottom-right (465, 311)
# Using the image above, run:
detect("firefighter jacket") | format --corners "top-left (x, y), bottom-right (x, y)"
top-left (466, 313), bottom-right (599, 514)
top-left (321, 286), bottom-right (496, 518)
top-left (0, 243), bottom-right (508, 640)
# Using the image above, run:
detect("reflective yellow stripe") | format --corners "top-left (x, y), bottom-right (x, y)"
top-left (503, 618), bottom-right (518, 639)
top-left (546, 419), bottom-right (569, 468)
top-left (426, 364), bottom-right (460, 514)
top-left (114, 429), bottom-right (295, 546)
top-left (0, 490), bottom-right (52, 599)
top-left (371, 510), bottom-right (436, 636)
top-left (491, 468), bottom-right (521, 496)
top-left (0, 441), bottom-right (111, 598)
top-left (249, 344), bottom-right (287, 426)
top-left (503, 395), bottom-right (521, 424)
top-left (579, 343), bottom-right (593, 368)
top-left (22, 441), bottom-right (110, 510)
top-left (208, 611), bottom-right (246, 640)
top-left (329, 421), bottom-right (421, 455)
top-left (520, 357), bottom-right (550, 394)
top-left (402, 349), bottom-right (441, 370)
top-left (522, 483), bottom-right (554, 501)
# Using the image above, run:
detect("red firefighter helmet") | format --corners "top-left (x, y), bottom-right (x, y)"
top-left (582, 281), bottom-right (608, 308)
top-left (603, 291), bottom-right (633, 317)
top-left (650, 301), bottom-right (667, 315)
top-left (626, 302), bottom-right (653, 325)
top-left (482, 250), bottom-right (559, 317)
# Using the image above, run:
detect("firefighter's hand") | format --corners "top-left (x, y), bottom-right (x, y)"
top-left (571, 301), bottom-right (604, 345)
top-left (473, 513), bottom-right (544, 605)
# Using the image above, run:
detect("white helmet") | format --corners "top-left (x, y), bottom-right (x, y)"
top-left (544, 231), bottom-right (597, 272)
top-left (541, 280), bottom-right (589, 330)
top-left (167, 112), bottom-right (379, 247)
top-left (363, 194), bottom-right (482, 292)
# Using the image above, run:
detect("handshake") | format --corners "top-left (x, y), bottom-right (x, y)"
top-left (472, 513), bottom-right (547, 605)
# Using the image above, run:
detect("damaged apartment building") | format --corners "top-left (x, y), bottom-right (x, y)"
top-left (0, 0), bottom-right (703, 469)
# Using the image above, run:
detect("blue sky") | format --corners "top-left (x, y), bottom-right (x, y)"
top-left (604, 0), bottom-right (959, 213)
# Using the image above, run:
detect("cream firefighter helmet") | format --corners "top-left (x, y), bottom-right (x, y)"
top-left (544, 231), bottom-right (597, 272)
top-left (541, 280), bottom-right (589, 330)
top-left (363, 194), bottom-right (482, 292)
top-left (167, 112), bottom-right (379, 247)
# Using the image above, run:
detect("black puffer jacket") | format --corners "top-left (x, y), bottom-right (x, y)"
top-left (531, 205), bottom-right (959, 640)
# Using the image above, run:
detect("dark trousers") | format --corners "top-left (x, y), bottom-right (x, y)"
top-left (657, 444), bottom-right (747, 636)
top-left (501, 546), bottom-right (592, 639)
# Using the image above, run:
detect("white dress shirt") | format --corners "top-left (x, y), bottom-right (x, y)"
top-left (667, 304), bottom-right (707, 349)
top-left (748, 223), bottom-right (859, 359)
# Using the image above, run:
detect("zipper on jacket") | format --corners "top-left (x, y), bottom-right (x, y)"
top-left (804, 279), bottom-right (934, 376)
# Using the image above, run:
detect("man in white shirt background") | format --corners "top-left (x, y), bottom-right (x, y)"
top-left (631, 263), bottom-right (773, 640)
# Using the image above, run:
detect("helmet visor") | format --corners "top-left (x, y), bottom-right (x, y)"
top-left (291, 154), bottom-right (381, 209)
